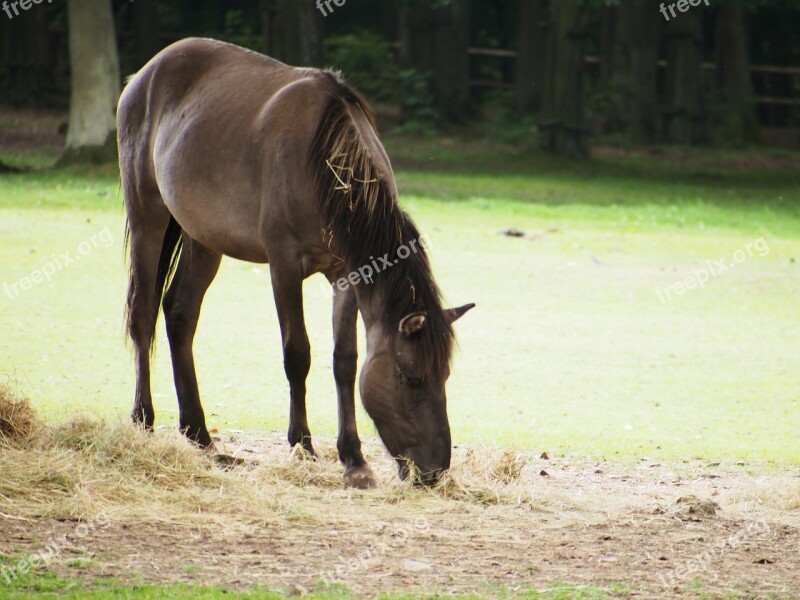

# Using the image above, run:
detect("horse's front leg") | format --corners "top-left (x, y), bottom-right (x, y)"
top-left (270, 264), bottom-right (315, 456)
top-left (331, 279), bottom-right (376, 489)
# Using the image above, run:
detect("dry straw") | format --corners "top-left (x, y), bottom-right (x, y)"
top-left (3, 386), bottom-right (796, 569)
top-left (0, 385), bottom-right (41, 445)
top-left (0, 387), bottom-right (550, 532)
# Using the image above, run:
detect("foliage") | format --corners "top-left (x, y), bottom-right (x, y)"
top-left (707, 93), bottom-right (754, 147)
top-left (478, 89), bottom-right (541, 149)
top-left (484, 112), bottom-right (541, 149)
top-left (324, 32), bottom-right (400, 103)
top-left (587, 75), bottom-right (635, 148)
top-left (2, 0), bottom-right (799, 148)
top-left (396, 69), bottom-right (440, 135)
top-left (220, 8), bottom-right (261, 51)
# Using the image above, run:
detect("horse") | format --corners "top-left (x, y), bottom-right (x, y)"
top-left (117, 38), bottom-right (474, 488)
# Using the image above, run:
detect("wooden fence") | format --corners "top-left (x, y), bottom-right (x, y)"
top-left (466, 47), bottom-right (800, 108)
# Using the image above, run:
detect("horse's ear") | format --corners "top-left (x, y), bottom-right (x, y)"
top-left (399, 312), bottom-right (427, 336)
top-left (444, 303), bottom-right (475, 324)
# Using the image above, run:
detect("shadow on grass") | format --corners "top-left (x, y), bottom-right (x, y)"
top-left (384, 133), bottom-right (800, 211)
top-left (3, 133), bottom-right (800, 217)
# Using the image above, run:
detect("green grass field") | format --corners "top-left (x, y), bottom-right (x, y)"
top-left (0, 558), bottom-right (628, 600)
top-left (2, 138), bottom-right (799, 465)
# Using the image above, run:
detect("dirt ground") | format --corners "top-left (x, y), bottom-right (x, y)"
top-left (1, 429), bottom-right (799, 598)
top-left (0, 107), bottom-right (65, 165)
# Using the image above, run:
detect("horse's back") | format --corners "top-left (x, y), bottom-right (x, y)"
top-left (118, 38), bottom-right (336, 263)
top-left (118, 37), bottom-right (312, 161)
top-left (120, 38), bottom-right (294, 115)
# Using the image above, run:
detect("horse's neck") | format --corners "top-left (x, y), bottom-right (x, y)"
top-left (356, 286), bottom-right (392, 346)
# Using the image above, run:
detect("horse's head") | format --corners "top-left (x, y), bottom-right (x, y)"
top-left (360, 302), bottom-right (474, 485)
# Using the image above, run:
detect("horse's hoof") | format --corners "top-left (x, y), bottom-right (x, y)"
top-left (300, 438), bottom-right (317, 458)
top-left (290, 443), bottom-right (317, 461)
top-left (344, 465), bottom-right (377, 489)
top-left (130, 410), bottom-right (154, 431)
top-left (200, 441), bottom-right (218, 455)
top-left (181, 424), bottom-right (214, 449)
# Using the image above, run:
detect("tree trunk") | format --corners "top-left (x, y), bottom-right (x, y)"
top-left (598, 3), bottom-right (619, 90)
top-left (133, 0), bottom-right (160, 68)
top-left (261, 0), bottom-right (322, 66)
top-left (400, 2), bottom-right (434, 73)
top-left (496, 0), bottom-right (515, 85)
top-left (538, 0), bottom-right (589, 157)
top-left (515, 0), bottom-right (547, 113)
top-left (380, 2), bottom-right (401, 45)
top-left (0, 16), bottom-right (10, 103)
top-left (596, 0), bottom-right (661, 142)
top-left (1, 8), bottom-right (53, 105)
top-left (400, 0), bottom-right (470, 123)
top-left (716, 1), bottom-right (759, 144)
top-left (260, 0), bottom-right (278, 57)
top-left (432, 0), bottom-right (470, 121)
top-left (663, 10), bottom-right (706, 144)
top-left (596, 3), bottom-right (624, 133)
top-left (290, 0), bottom-right (323, 67)
top-left (60, 0), bottom-right (120, 164)
top-left (622, 0), bottom-right (661, 142)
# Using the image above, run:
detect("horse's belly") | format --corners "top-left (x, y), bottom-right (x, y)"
top-left (154, 128), bottom-right (270, 262)
top-left (186, 218), bottom-right (269, 263)
top-left (164, 193), bottom-right (269, 263)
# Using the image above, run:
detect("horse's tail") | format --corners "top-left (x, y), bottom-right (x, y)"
top-left (308, 72), bottom-right (399, 262)
top-left (124, 215), bottom-right (183, 350)
top-left (154, 216), bottom-right (183, 318)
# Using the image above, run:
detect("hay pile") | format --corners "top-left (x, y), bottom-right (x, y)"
top-left (0, 387), bottom-right (286, 525)
top-left (0, 385), bottom-right (41, 445)
top-left (0, 386), bottom-right (548, 530)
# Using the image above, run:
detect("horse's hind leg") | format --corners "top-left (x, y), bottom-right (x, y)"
top-left (162, 238), bottom-right (222, 447)
top-left (125, 187), bottom-right (172, 429)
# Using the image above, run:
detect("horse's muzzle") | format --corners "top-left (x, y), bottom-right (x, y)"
top-left (397, 460), bottom-right (446, 486)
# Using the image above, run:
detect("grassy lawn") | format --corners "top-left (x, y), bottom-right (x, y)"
top-left (1, 138), bottom-right (799, 465)
top-left (0, 564), bottom-right (627, 600)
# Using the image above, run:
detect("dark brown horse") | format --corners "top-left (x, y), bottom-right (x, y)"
top-left (117, 38), bottom-right (473, 488)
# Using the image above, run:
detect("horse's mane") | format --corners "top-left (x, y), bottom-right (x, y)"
top-left (309, 71), bottom-right (454, 377)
